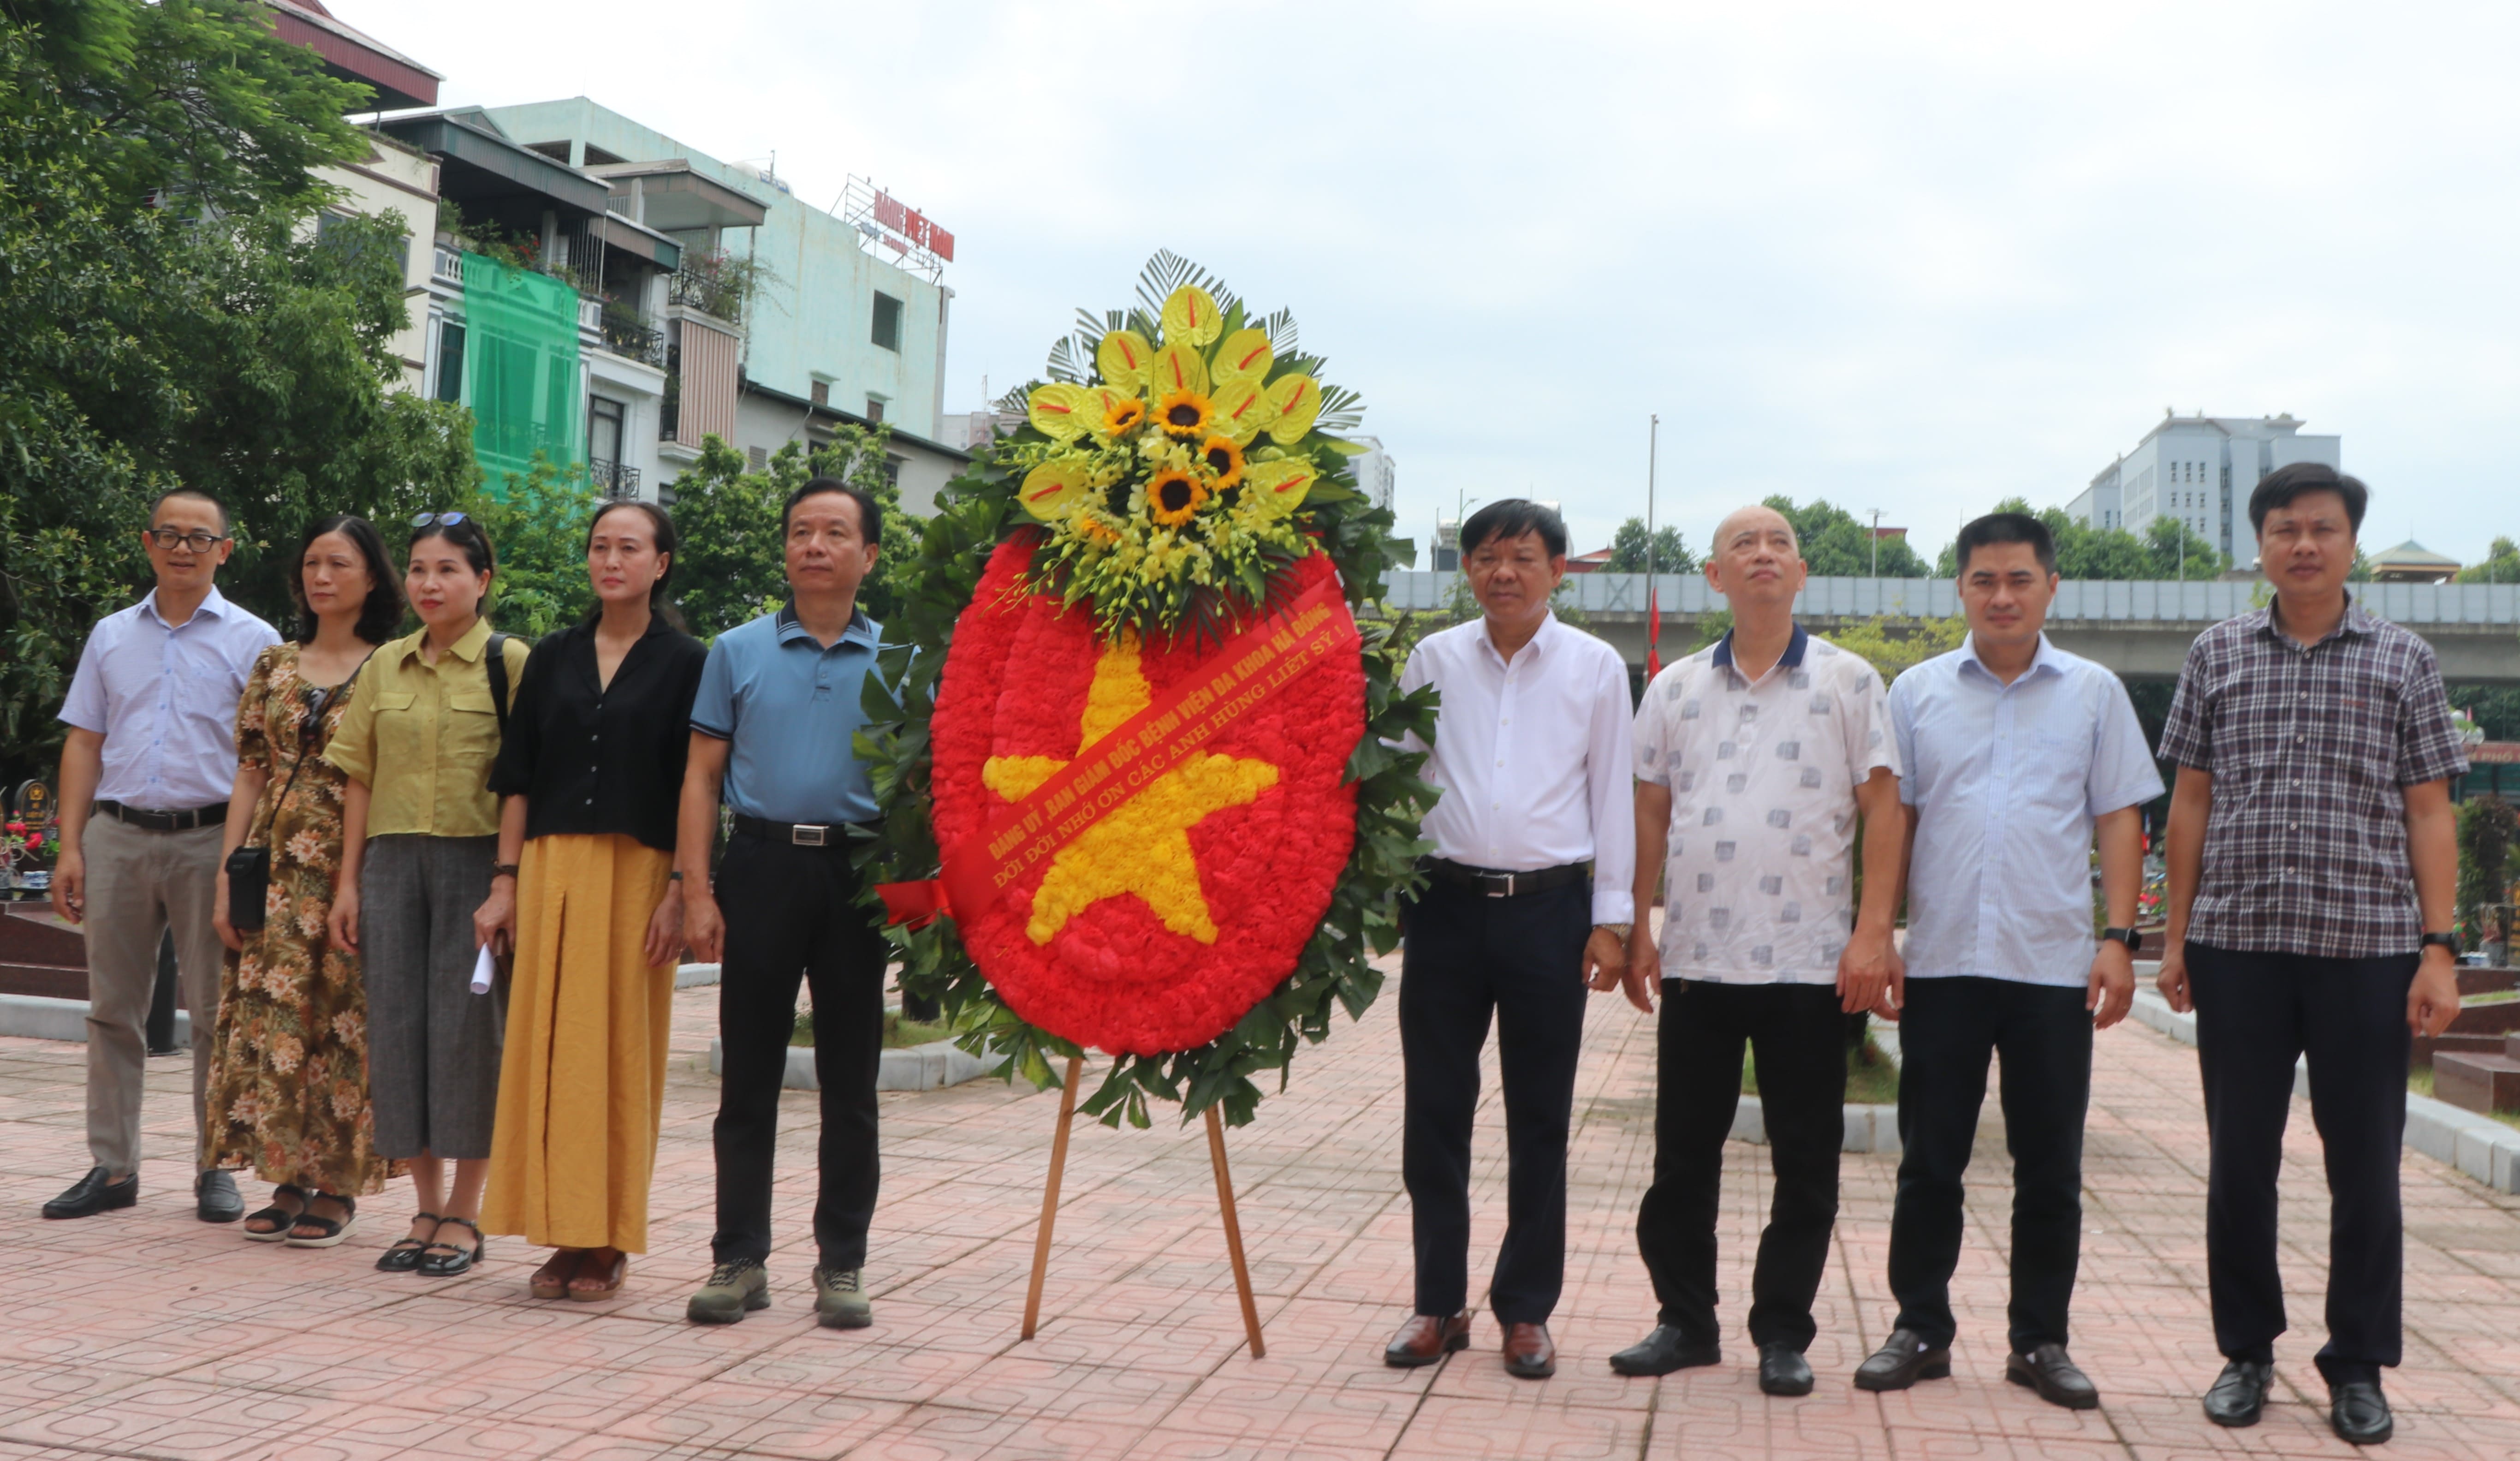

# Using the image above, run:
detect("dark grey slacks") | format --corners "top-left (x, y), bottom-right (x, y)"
top-left (360, 834), bottom-right (504, 1160)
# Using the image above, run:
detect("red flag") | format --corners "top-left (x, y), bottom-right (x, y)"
top-left (1645, 586), bottom-right (1663, 681)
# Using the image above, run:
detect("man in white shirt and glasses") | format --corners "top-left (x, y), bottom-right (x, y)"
top-left (1384, 499), bottom-right (1634, 1381)
top-left (1611, 503), bottom-right (1903, 1397)
top-left (43, 487), bottom-right (279, 1224)
top-left (1855, 511), bottom-right (2160, 1409)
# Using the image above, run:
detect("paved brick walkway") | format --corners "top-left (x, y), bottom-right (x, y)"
top-left (4, 955), bottom-right (2519, 1460)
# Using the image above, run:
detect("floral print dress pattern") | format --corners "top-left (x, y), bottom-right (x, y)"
top-left (204, 644), bottom-right (393, 1193)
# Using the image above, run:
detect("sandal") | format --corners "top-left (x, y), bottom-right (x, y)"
top-left (241, 1184), bottom-right (308, 1242)
top-left (530, 1249), bottom-right (584, 1300)
top-left (284, 1193), bottom-right (358, 1249)
top-left (568, 1248), bottom-right (627, 1301)
top-left (376, 1211), bottom-right (440, 1273)
top-left (416, 1216), bottom-right (486, 1278)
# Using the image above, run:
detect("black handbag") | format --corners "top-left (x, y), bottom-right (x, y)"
top-left (225, 653), bottom-right (370, 933)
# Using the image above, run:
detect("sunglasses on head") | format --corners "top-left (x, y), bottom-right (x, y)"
top-left (410, 511), bottom-right (470, 528)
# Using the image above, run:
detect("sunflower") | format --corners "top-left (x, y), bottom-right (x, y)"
top-left (1155, 389), bottom-right (1213, 441)
top-left (1198, 435), bottom-right (1245, 491)
top-left (1077, 516), bottom-right (1121, 545)
top-left (1103, 396), bottom-right (1147, 435)
top-left (1147, 466), bottom-right (1206, 527)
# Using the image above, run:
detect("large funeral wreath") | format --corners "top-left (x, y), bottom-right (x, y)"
top-left (856, 252), bottom-right (1438, 1128)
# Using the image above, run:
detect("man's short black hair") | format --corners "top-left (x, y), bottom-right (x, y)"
top-left (149, 486), bottom-right (228, 534)
top-left (2248, 461), bottom-right (2366, 535)
top-left (783, 476), bottom-right (882, 545)
top-left (1954, 511), bottom-right (2056, 576)
top-left (1459, 498), bottom-right (1567, 560)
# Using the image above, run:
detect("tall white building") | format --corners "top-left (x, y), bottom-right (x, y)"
top-left (2067, 412), bottom-right (2340, 567)
top-left (1345, 435), bottom-right (1397, 514)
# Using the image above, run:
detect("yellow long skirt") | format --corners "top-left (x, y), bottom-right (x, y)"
top-left (481, 833), bottom-right (675, 1252)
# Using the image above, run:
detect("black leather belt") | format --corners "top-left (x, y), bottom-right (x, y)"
top-left (731, 813), bottom-right (875, 848)
top-left (1420, 857), bottom-right (1588, 898)
top-left (94, 799), bottom-right (228, 833)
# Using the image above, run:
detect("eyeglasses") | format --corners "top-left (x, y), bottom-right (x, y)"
top-left (143, 528), bottom-right (230, 553)
top-left (410, 512), bottom-right (470, 528)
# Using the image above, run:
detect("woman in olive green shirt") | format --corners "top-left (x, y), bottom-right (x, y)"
top-left (326, 514), bottom-right (529, 1279)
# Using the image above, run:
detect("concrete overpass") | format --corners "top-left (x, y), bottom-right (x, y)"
top-left (1375, 572), bottom-right (2520, 683)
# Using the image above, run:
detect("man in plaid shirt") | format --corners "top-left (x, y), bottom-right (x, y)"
top-left (2157, 462), bottom-right (2468, 1448)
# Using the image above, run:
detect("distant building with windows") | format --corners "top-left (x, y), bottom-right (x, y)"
top-left (1345, 435), bottom-right (1397, 514)
top-left (2066, 411), bottom-right (2340, 567)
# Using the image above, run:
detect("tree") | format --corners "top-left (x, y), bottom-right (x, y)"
top-left (2457, 794), bottom-right (2516, 949)
top-left (1930, 497), bottom-right (2223, 581)
top-left (664, 425), bottom-right (920, 642)
top-left (1763, 496), bottom-right (1931, 578)
top-left (1604, 518), bottom-right (1696, 574)
top-left (2459, 537), bottom-right (2520, 585)
top-left (2141, 517), bottom-right (2228, 580)
top-left (1819, 617), bottom-right (1967, 684)
top-left (0, 5), bottom-right (480, 786)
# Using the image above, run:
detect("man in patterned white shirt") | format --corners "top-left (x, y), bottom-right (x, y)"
top-left (1605, 503), bottom-right (1904, 1397)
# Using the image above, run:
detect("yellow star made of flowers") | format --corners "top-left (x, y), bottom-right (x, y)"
top-left (981, 635), bottom-right (1279, 946)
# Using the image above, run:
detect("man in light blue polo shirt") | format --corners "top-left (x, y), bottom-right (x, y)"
top-left (1855, 512), bottom-right (2162, 1409)
top-left (675, 475), bottom-right (889, 1331)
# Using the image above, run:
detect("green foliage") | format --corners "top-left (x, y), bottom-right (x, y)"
top-left (1819, 616), bottom-right (1967, 684)
top-left (855, 415), bottom-right (1440, 1130)
top-left (1762, 496), bottom-right (1931, 577)
top-left (2451, 687), bottom-right (2520, 742)
top-left (470, 458), bottom-right (600, 639)
top-left (1932, 497), bottom-right (2224, 580)
top-left (2459, 537), bottom-right (2520, 585)
top-left (1604, 518), bottom-right (1696, 574)
top-left (2458, 795), bottom-right (2517, 937)
top-left (0, 12), bottom-right (479, 784)
top-left (664, 426), bottom-right (919, 642)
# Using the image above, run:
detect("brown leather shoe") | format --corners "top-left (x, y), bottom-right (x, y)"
top-left (1384, 1310), bottom-right (1472, 1367)
top-left (1503, 1322), bottom-right (1557, 1379)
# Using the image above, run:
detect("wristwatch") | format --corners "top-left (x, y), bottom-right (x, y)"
top-left (2100, 926), bottom-right (2142, 950)
top-left (2420, 932), bottom-right (2458, 953)
top-left (1598, 923), bottom-right (1633, 940)
top-left (489, 862), bottom-right (520, 881)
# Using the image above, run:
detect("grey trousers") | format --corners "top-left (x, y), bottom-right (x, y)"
top-left (361, 834), bottom-right (504, 1160)
top-left (80, 814), bottom-right (226, 1177)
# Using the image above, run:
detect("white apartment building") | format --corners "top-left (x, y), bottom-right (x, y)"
top-left (2067, 412), bottom-right (2341, 566)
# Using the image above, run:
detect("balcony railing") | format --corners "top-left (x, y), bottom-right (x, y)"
top-left (667, 267), bottom-right (743, 324)
top-left (594, 306), bottom-right (665, 369)
top-left (658, 381), bottom-right (679, 442)
top-left (590, 459), bottom-right (642, 499)
top-left (431, 244), bottom-right (464, 286)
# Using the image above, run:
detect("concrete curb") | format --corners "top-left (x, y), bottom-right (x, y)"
top-left (708, 1036), bottom-right (994, 1093)
top-left (674, 962), bottom-right (719, 988)
top-left (1729, 1097), bottom-right (1902, 1155)
top-left (2130, 986), bottom-right (2520, 1195)
top-left (0, 993), bottom-right (190, 1046)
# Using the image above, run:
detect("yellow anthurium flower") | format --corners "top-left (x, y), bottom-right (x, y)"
top-left (1027, 382), bottom-right (1094, 442)
top-left (1148, 340), bottom-right (1209, 399)
top-left (1211, 328), bottom-right (1273, 388)
top-left (1263, 375), bottom-right (1320, 445)
top-left (1096, 329), bottom-right (1154, 392)
top-left (1160, 285), bottom-right (1223, 346)
top-left (1019, 458), bottom-right (1096, 520)
top-left (1241, 459), bottom-right (1316, 517)
top-left (1210, 378), bottom-right (1275, 447)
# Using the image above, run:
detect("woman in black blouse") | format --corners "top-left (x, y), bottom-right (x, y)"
top-left (477, 501), bottom-right (707, 1300)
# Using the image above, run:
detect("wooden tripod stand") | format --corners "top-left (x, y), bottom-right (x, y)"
top-left (1017, 1057), bottom-right (1267, 1359)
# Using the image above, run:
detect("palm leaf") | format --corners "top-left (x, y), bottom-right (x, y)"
top-left (1045, 336), bottom-right (1086, 384)
top-left (1317, 382), bottom-right (1366, 433)
top-left (1133, 249), bottom-right (1240, 321)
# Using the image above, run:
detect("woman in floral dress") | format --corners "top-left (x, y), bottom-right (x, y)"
top-left (205, 515), bottom-right (403, 1245)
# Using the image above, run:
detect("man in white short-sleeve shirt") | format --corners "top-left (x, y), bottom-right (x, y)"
top-left (1855, 512), bottom-right (2160, 1410)
top-left (1606, 504), bottom-right (1904, 1397)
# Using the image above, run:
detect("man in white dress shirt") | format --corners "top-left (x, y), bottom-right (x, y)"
top-left (1383, 500), bottom-right (1634, 1381)
top-left (1854, 512), bottom-right (2159, 1409)
top-left (1611, 503), bottom-right (1904, 1396)
top-left (43, 488), bottom-right (279, 1223)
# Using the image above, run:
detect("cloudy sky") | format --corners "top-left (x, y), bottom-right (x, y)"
top-left (374, 0), bottom-right (2520, 568)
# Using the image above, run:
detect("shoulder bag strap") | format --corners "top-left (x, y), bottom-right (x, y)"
top-left (484, 632), bottom-right (512, 741)
top-left (246, 647), bottom-right (375, 850)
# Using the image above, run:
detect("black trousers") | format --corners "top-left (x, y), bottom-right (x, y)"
top-left (1637, 980), bottom-right (1844, 1351)
top-left (1887, 977), bottom-right (2093, 1354)
top-left (1398, 877), bottom-right (1591, 1325)
top-left (2187, 942), bottom-right (2415, 1388)
top-left (710, 832), bottom-right (890, 1269)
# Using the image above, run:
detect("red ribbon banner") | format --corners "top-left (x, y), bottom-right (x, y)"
top-left (879, 574), bottom-right (1362, 930)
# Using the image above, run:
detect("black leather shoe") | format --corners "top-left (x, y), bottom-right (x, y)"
top-left (2330, 1380), bottom-right (2393, 1446)
top-left (1758, 1342), bottom-right (1814, 1396)
top-left (1854, 1328), bottom-right (1951, 1391)
top-left (1609, 1324), bottom-right (1722, 1377)
top-left (2005, 1343), bottom-right (2099, 1409)
top-left (2203, 1359), bottom-right (2273, 1428)
top-left (42, 1166), bottom-right (137, 1219)
top-left (194, 1169), bottom-right (243, 1223)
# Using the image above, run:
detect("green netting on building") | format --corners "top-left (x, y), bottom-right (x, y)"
top-left (460, 252), bottom-right (582, 493)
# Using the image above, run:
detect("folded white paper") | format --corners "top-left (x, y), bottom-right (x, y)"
top-left (470, 942), bottom-right (497, 994)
